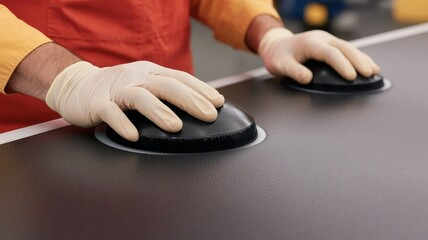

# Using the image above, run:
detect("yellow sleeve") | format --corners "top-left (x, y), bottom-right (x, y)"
top-left (190, 0), bottom-right (281, 51)
top-left (0, 4), bottom-right (52, 94)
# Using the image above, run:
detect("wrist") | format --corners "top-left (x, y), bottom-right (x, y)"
top-left (245, 14), bottom-right (285, 53)
top-left (7, 42), bottom-right (81, 100)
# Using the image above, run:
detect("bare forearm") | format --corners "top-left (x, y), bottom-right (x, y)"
top-left (245, 14), bottom-right (285, 53)
top-left (7, 42), bottom-right (80, 100)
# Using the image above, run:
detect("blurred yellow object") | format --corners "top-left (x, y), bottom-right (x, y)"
top-left (304, 3), bottom-right (328, 26)
top-left (394, 0), bottom-right (428, 23)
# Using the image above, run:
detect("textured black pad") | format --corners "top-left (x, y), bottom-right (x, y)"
top-left (282, 60), bottom-right (385, 94)
top-left (106, 102), bottom-right (258, 153)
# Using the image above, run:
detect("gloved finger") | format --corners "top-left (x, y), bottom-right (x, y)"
top-left (330, 40), bottom-right (373, 77)
top-left (274, 57), bottom-right (313, 84)
top-left (97, 101), bottom-right (139, 142)
top-left (151, 65), bottom-right (225, 108)
top-left (314, 44), bottom-right (357, 81)
top-left (143, 75), bottom-right (218, 122)
top-left (117, 87), bottom-right (182, 132)
top-left (362, 52), bottom-right (381, 75)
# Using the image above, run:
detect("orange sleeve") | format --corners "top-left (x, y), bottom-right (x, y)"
top-left (393, 0), bottom-right (428, 23)
top-left (190, 0), bottom-right (281, 51)
top-left (0, 4), bottom-right (52, 94)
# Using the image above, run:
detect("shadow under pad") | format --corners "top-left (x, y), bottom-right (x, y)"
top-left (106, 102), bottom-right (258, 153)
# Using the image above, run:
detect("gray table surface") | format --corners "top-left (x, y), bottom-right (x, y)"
top-left (1, 28), bottom-right (428, 240)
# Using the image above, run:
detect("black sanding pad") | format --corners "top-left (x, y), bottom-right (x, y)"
top-left (106, 102), bottom-right (258, 153)
top-left (282, 60), bottom-right (389, 94)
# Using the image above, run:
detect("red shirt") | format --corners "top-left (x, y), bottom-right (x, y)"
top-left (0, 0), bottom-right (192, 132)
top-left (0, 0), bottom-right (279, 133)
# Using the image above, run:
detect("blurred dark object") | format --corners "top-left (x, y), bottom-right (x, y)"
top-left (274, 0), bottom-right (412, 41)
top-left (277, 0), bottom-right (347, 30)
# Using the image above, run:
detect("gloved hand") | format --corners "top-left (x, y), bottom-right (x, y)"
top-left (46, 61), bottom-right (224, 142)
top-left (258, 28), bottom-right (380, 84)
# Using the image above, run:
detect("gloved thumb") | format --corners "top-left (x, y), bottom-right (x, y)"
top-left (97, 101), bottom-right (139, 142)
top-left (276, 58), bottom-right (313, 84)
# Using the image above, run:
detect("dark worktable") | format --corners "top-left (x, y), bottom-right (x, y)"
top-left (1, 25), bottom-right (428, 240)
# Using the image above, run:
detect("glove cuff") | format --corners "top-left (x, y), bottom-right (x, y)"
top-left (258, 28), bottom-right (294, 55)
top-left (45, 61), bottom-right (96, 112)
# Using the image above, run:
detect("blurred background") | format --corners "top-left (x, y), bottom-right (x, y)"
top-left (191, 0), bottom-right (425, 82)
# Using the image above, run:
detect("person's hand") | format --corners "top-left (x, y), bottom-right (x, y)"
top-left (45, 61), bottom-right (224, 142)
top-left (258, 28), bottom-right (380, 84)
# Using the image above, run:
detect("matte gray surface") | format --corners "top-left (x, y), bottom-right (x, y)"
top-left (2, 33), bottom-right (428, 240)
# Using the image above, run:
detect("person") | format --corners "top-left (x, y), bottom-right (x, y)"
top-left (0, 1), bottom-right (379, 142)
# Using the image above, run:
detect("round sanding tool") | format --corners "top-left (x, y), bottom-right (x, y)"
top-left (282, 60), bottom-right (391, 94)
top-left (106, 102), bottom-right (258, 153)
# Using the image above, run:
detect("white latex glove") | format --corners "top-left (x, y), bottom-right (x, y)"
top-left (258, 28), bottom-right (380, 84)
top-left (46, 61), bottom-right (224, 142)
